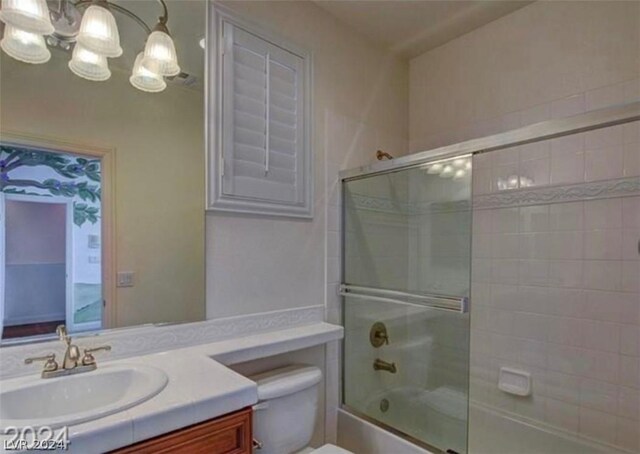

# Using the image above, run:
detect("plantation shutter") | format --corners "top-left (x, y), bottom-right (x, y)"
top-left (221, 21), bottom-right (306, 206)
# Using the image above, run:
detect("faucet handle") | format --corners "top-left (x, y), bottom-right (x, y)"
top-left (24, 354), bottom-right (58, 372)
top-left (81, 345), bottom-right (112, 366)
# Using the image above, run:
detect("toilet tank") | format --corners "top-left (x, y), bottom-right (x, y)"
top-left (250, 365), bottom-right (322, 454)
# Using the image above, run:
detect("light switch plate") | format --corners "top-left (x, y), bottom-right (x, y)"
top-left (117, 272), bottom-right (135, 288)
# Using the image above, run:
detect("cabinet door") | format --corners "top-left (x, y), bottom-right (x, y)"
top-left (112, 407), bottom-right (252, 454)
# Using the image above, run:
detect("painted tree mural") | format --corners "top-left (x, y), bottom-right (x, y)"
top-left (0, 145), bottom-right (101, 227)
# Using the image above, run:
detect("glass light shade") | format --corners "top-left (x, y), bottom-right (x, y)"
top-left (426, 163), bottom-right (443, 174)
top-left (0, 0), bottom-right (54, 35)
top-left (130, 52), bottom-right (166, 93)
top-left (439, 164), bottom-right (455, 178)
top-left (453, 169), bottom-right (467, 180)
top-left (68, 43), bottom-right (110, 81)
top-left (1, 24), bottom-right (50, 64)
top-left (142, 30), bottom-right (180, 76)
top-left (76, 5), bottom-right (122, 57)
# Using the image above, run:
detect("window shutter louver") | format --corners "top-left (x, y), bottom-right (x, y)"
top-left (221, 22), bottom-right (307, 207)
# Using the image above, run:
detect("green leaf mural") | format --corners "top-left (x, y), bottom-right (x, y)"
top-left (1, 145), bottom-right (101, 227)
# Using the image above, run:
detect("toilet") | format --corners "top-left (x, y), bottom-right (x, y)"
top-left (249, 365), bottom-right (353, 454)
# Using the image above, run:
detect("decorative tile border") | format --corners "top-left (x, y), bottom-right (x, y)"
top-left (0, 305), bottom-right (324, 379)
top-left (473, 177), bottom-right (640, 209)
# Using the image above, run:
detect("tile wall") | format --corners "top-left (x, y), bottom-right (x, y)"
top-left (470, 121), bottom-right (640, 452)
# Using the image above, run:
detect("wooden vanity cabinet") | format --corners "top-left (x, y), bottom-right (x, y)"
top-left (112, 407), bottom-right (252, 454)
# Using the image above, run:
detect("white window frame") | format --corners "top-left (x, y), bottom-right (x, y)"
top-left (206, 4), bottom-right (313, 218)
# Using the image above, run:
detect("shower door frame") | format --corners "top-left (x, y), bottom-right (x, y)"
top-left (338, 100), bottom-right (640, 453)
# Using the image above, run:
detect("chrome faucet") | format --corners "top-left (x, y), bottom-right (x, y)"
top-left (24, 325), bottom-right (111, 379)
top-left (373, 358), bottom-right (397, 374)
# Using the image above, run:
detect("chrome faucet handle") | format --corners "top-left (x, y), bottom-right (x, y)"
top-left (24, 354), bottom-right (59, 372)
top-left (81, 345), bottom-right (112, 366)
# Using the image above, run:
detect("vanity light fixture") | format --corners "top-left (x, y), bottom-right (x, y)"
top-left (0, 0), bottom-right (179, 93)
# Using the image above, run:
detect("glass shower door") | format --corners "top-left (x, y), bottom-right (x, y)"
top-left (342, 156), bottom-right (472, 453)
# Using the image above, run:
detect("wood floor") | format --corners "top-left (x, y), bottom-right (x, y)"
top-left (2, 320), bottom-right (63, 339)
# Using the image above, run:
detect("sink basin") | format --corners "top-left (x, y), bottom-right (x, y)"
top-left (0, 364), bottom-right (168, 429)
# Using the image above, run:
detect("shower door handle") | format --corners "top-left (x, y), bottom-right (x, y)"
top-left (340, 284), bottom-right (469, 314)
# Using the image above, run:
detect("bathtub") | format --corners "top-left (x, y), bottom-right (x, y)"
top-left (338, 387), bottom-right (628, 454)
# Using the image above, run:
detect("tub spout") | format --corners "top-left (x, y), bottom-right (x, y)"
top-left (373, 358), bottom-right (397, 374)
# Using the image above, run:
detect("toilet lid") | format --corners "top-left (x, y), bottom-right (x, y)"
top-left (312, 444), bottom-right (353, 454)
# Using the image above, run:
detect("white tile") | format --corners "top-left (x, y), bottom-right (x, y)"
top-left (546, 288), bottom-right (584, 318)
top-left (519, 141), bottom-right (550, 162)
top-left (516, 285), bottom-right (549, 313)
top-left (623, 122), bottom-right (640, 144)
top-left (473, 209), bottom-right (494, 234)
top-left (583, 260), bottom-right (622, 291)
top-left (584, 230), bottom-right (623, 260)
top-left (585, 83), bottom-right (627, 111)
top-left (519, 233), bottom-right (551, 260)
top-left (520, 158), bottom-right (550, 188)
top-left (549, 202), bottom-right (583, 231)
top-left (473, 233), bottom-right (492, 258)
top-left (579, 407), bottom-right (617, 445)
top-left (551, 94), bottom-right (585, 119)
top-left (585, 146), bottom-right (624, 182)
top-left (620, 355), bottom-right (640, 389)
top-left (549, 260), bottom-right (583, 288)
top-left (545, 398), bottom-right (579, 433)
top-left (622, 230), bottom-right (640, 261)
top-left (584, 290), bottom-right (639, 325)
top-left (550, 149), bottom-right (584, 184)
top-left (519, 205), bottom-right (550, 233)
top-left (491, 146), bottom-right (520, 166)
top-left (473, 166), bottom-right (493, 195)
top-left (492, 233), bottom-right (520, 259)
top-left (618, 387), bottom-right (639, 420)
top-left (548, 232), bottom-right (583, 260)
top-left (623, 142), bottom-right (640, 177)
top-left (585, 198), bottom-right (623, 230)
top-left (511, 312), bottom-right (548, 342)
top-left (620, 325), bottom-right (640, 356)
top-left (617, 417), bottom-right (640, 452)
top-left (622, 261), bottom-right (640, 292)
top-left (579, 378), bottom-right (619, 414)
top-left (545, 370), bottom-right (580, 405)
top-left (546, 316), bottom-right (583, 347)
top-left (584, 125), bottom-right (624, 150)
top-left (327, 230), bottom-right (340, 258)
top-left (491, 208), bottom-right (520, 233)
top-left (519, 102), bottom-right (551, 126)
top-left (519, 259), bottom-right (549, 286)
top-left (623, 197), bottom-right (640, 229)
top-left (581, 320), bottom-right (621, 353)
top-left (491, 259), bottom-right (520, 285)
top-left (490, 284), bottom-right (519, 310)
top-left (492, 163), bottom-right (520, 192)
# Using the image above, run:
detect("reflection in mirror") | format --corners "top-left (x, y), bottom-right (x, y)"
top-left (0, 0), bottom-right (206, 343)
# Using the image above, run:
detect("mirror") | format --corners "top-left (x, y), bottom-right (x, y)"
top-left (0, 0), bottom-right (206, 342)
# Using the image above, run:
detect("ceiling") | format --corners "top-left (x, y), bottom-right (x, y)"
top-left (103, 0), bottom-right (533, 84)
top-left (313, 0), bottom-right (533, 59)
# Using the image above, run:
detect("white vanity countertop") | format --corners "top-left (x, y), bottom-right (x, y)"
top-left (1, 322), bottom-right (343, 453)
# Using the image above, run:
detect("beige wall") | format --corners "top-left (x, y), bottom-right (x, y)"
top-left (206, 1), bottom-right (409, 319)
top-left (0, 51), bottom-right (205, 328)
top-left (409, 0), bottom-right (640, 151)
